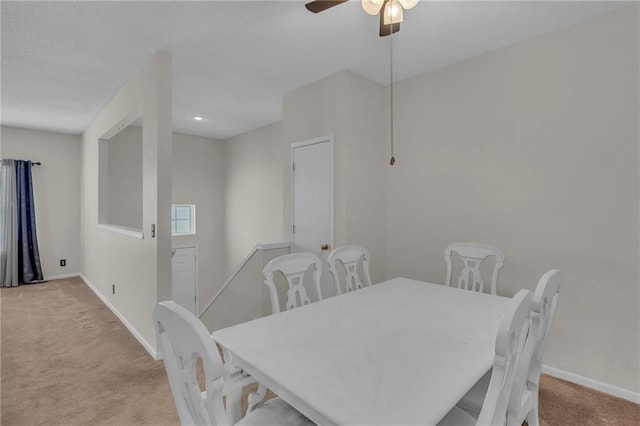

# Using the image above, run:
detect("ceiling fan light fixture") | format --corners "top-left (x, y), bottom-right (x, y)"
top-left (383, 0), bottom-right (404, 25)
top-left (361, 0), bottom-right (385, 15)
top-left (398, 0), bottom-right (419, 10)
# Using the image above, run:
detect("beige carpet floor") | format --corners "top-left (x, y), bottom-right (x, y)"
top-left (1, 277), bottom-right (639, 425)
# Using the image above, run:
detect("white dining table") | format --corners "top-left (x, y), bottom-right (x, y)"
top-left (212, 277), bottom-right (511, 425)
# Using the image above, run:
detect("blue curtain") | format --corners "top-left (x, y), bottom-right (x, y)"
top-left (15, 160), bottom-right (43, 283)
top-left (1, 159), bottom-right (19, 287)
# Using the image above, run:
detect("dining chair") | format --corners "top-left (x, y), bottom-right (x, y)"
top-left (444, 242), bottom-right (505, 295)
top-left (508, 269), bottom-right (562, 425)
top-left (153, 301), bottom-right (314, 426)
top-left (455, 270), bottom-right (562, 426)
top-left (262, 252), bottom-right (323, 314)
top-left (327, 245), bottom-right (372, 294)
top-left (437, 289), bottom-right (532, 426)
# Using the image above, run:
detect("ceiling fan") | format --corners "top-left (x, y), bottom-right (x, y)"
top-left (305, 0), bottom-right (419, 37)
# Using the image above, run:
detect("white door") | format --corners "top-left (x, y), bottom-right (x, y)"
top-left (172, 247), bottom-right (197, 314)
top-left (291, 136), bottom-right (334, 299)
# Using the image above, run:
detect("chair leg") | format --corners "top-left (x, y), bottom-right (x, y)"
top-left (247, 383), bottom-right (267, 412)
top-left (526, 393), bottom-right (540, 426)
top-left (225, 386), bottom-right (244, 424)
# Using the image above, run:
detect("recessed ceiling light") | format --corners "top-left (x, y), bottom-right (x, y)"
top-left (192, 116), bottom-right (204, 121)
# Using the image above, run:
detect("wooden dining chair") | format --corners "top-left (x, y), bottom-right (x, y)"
top-left (153, 301), bottom-right (314, 426)
top-left (455, 270), bottom-right (562, 426)
top-left (444, 242), bottom-right (505, 295)
top-left (437, 289), bottom-right (532, 426)
top-left (262, 252), bottom-right (323, 314)
top-left (327, 245), bottom-right (372, 294)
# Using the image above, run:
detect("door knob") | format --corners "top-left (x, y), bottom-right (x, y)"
top-left (321, 243), bottom-right (330, 251)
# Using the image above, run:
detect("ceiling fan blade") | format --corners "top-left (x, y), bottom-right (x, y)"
top-left (379, 12), bottom-right (400, 37)
top-left (305, 0), bottom-right (349, 14)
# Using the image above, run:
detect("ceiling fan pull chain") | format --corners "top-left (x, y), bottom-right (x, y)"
top-left (389, 33), bottom-right (395, 166)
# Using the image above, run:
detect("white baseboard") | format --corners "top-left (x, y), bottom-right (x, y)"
top-left (78, 273), bottom-right (159, 360)
top-left (542, 364), bottom-right (640, 404)
top-left (44, 273), bottom-right (81, 281)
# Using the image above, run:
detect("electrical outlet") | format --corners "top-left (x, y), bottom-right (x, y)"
top-left (112, 284), bottom-right (115, 295)
top-left (60, 259), bottom-right (66, 267)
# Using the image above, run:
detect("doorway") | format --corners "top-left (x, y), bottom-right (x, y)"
top-left (291, 136), bottom-right (334, 298)
top-left (171, 246), bottom-right (197, 314)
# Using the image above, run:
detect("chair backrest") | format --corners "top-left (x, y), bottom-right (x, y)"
top-left (507, 270), bottom-right (561, 424)
top-left (444, 242), bottom-right (505, 295)
top-left (476, 289), bottom-right (532, 426)
top-left (153, 301), bottom-right (227, 426)
top-left (327, 245), bottom-right (372, 294)
top-left (528, 269), bottom-right (561, 387)
top-left (263, 252), bottom-right (323, 314)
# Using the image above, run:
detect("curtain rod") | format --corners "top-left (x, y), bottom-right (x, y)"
top-left (0, 160), bottom-right (42, 166)
top-left (0, 159), bottom-right (41, 165)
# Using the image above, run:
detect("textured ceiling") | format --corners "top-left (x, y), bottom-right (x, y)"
top-left (1, 1), bottom-right (633, 140)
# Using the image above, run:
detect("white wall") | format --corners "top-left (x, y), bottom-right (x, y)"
top-left (386, 8), bottom-right (639, 392)
top-left (222, 122), bottom-right (284, 276)
top-left (340, 73), bottom-right (388, 285)
top-left (172, 132), bottom-right (225, 314)
top-left (1, 126), bottom-right (81, 279)
top-left (283, 70), bottom-right (388, 284)
top-left (81, 52), bottom-right (172, 355)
